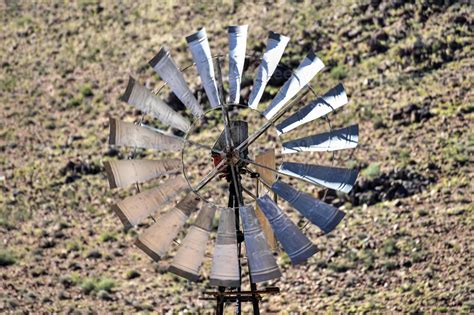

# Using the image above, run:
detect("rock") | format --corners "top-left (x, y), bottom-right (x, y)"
top-left (125, 270), bottom-right (140, 280)
top-left (39, 238), bottom-right (56, 249)
top-left (60, 159), bottom-right (102, 183)
top-left (68, 262), bottom-right (82, 271)
top-left (97, 290), bottom-right (113, 301)
top-left (86, 250), bottom-right (102, 259)
top-left (58, 291), bottom-right (70, 300)
top-left (368, 31), bottom-right (389, 53)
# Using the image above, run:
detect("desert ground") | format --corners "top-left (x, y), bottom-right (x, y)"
top-left (1, 1), bottom-right (472, 313)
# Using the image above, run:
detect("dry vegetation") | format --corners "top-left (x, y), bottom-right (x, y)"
top-left (1, 0), bottom-right (473, 313)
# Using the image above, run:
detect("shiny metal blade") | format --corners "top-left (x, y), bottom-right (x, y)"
top-left (169, 203), bottom-right (216, 282)
top-left (282, 124), bottom-right (358, 154)
top-left (256, 195), bottom-right (317, 264)
top-left (227, 25), bottom-right (248, 104)
top-left (263, 51), bottom-right (325, 119)
top-left (109, 118), bottom-right (184, 151)
top-left (135, 192), bottom-right (200, 262)
top-left (248, 31), bottom-right (290, 109)
top-left (149, 47), bottom-right (204, 118)
top-left (276, 83), bottom-right (348, 134)
top-left (120, 76), bottom-right (190, 132)
top-left (271, 180), bottom-right (345, 234)
top-left (104, 158), bottom-right (181, 189)
top-left (210, 207), bottom-right (240, 287)
top-left (240, 206), bottom-right (281, 282)
top-left (186, 28), bottom-right (220, 108)
top-left (279, 162), bottom-right (358, 193)
top-left (112, 175), bottom-right (189, 229)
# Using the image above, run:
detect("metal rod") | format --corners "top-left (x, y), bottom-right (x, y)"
top-left (193, 159), bottom-right (226, 192)
top-left (242, 186), bottom-right (257, 200)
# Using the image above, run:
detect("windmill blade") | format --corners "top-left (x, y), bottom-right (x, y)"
top-left (112, 175), bottom-right (189, 229)
top-left (282, 124), bottom-right (358, 154)
top-left (210, 208), bottom-right (240, 287)
top-left (186, 28), bottom-right (221, 108)
top-left (227, 25), bottom-right (248, 104)
top-left (169, 203), bottom-right (216, 282)
top-left (275, 83), bottom-right (348, 135)
top-left (248, 31), bottom-right (290, 109)
top-left (256, 195), bottom-right (317, 265)
top-left (149, 47), bottom-right (204, 118)
top-left (240, 206), bottom-right (281, 282)
top-left (109, 118), bottom-right (184, 152)
top-left (278, 162), bottom-right (359, 193)
top-left (120, 76), bottom-right (190, 132)
top-left (135, 192), bottom-right (201, 262)
top-left (104, 158), bottom-right (181, 189)
top-left (271, 181), bottom-right (345, 234)
top-left (263, 51), bottom-right (325, 120)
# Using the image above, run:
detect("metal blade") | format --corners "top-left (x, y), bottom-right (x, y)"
top-left (149, 47), bottom-right (204, 118)
top-left (120, 76), bottom-right (191, 132)
top-left (112, 175), bottom-right (189, 229)
top-left (186, 28), bottom-right (221, 108)
top-left (278, 162), bottom-right (358, 193)
top-left (271, 180), bottom-right (345, 234)
top-left (169, 203), bottom-right (216, 281)
top-left (135, 192), bottom-right (200, 262)
top-left (263, 51), bottom-right (325, 119)
top-left (104, 158), bottom-right (181, 189)
top-left (235, 89), bottom-right (310, 153)
top-left (282, 124), bottom-right (358, 154)
top-left (248, 31), bottom-right (290, 109)
top-left (276, 83), bottom-right (348, 135)
top-left (240, 205), bottom-right (281, 282)
top-left (256, 195), bottom-right (317, 264)
top-left (109, 118), bottom-right (184, 151)
top-left (210, 207), bottom-right (240, 287)
top-left (227, 25), bottom-right (248, 104)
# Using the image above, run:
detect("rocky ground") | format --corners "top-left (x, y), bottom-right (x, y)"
top-left (1, 1), bottom-right (473, 314)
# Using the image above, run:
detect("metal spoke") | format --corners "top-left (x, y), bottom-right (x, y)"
top-left (193, 159), bottom-right (226, 192)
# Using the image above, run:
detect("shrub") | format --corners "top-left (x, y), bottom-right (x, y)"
top-left (361, 163), bottom-right (381, 179)
top-left (0, 250), bottom-right (16, 267)
top-left (80, 277), bottom-right (116, 294)
top-left (330, 64), bottom-right (348, 80)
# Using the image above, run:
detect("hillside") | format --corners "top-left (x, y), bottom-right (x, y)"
top-left (0, 1), bottom-right (472, 313)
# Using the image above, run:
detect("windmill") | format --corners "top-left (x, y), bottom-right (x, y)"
top-left (105, 25), bottom-right (359, 314)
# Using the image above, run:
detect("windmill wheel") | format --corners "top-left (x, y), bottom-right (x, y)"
top-left (105, 26), bottom-right (359, 311)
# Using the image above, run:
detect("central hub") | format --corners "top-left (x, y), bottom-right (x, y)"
top-left (228, 149), bottom-right (241, 165)
top-left (181, 104), bottom-right (280, 208)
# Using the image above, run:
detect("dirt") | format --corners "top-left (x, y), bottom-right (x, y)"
top-left (0, 1), bottom-right (473, 313)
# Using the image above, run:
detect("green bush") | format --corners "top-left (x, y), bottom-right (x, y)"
top-left (361, 163), bottom-right (381, 179)
top-left (0, 250), bottom-right (16, 267)
top-left (80, 277), bottom-right (116, 294)
top-left (383, 239), bottom-right (399, 257)
top-left (99, 232), bottom-right (117, 243)
top-left (330, 64), bottom-right (348, 80)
